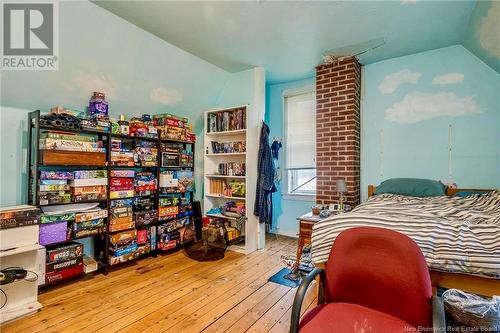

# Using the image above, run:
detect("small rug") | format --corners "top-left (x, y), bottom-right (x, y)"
top-left (268, 267), bottom-right (301, 288)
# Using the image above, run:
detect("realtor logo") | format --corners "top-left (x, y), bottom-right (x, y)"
top-left (1, 1), bottom-right (58, 70)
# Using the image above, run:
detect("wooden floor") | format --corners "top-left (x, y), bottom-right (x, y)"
top-left (2, 235), bottom-right (317, 333)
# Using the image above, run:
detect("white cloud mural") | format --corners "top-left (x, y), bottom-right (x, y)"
top-left (432, 73), bottom-right (464, 85)
top-left (478, 1), bottom-right (500, 59)
top-left (378, 69), bottom-right (421, 94)
top-left (65, 72), bottom-right (117, 99)
top-left (385, 91), bottom-right (481, 124)
top-left (150, 87), bottom-right (183, 106)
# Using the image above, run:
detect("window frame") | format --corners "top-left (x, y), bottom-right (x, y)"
top-left (282, 85), bottom-right (316, 202)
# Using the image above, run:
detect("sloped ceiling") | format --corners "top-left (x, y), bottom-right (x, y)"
top-left (462, 1), bottom-right (500, 73)
top-left (94, 1), bottom-right (498, 83)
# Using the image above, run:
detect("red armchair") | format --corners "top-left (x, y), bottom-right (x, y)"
top-left (290, 226), bottom-right (446, 333)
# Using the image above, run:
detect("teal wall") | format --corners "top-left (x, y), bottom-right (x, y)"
top-left (0, 0), bottom-right (233, 207)
top-left (462, 1), bottom-right (500, 74)
top-left (267, 77), bottom-right (315, 237)
top-left (362, 45), bottom-right (500, 200)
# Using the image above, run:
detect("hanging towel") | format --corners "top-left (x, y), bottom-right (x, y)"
top-left (254, 122), bottom-right (276, 225)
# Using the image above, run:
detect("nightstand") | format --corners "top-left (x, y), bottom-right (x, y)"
top-left (295, 212), bottom-right (333, 269)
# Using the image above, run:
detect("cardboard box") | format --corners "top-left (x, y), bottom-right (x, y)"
top-left (45, 262), bottom-right (84, 285)
top-left (46, 242), bottom-right (83, 263)
top-left (39, 222), bottom-right (69, 246)
top-left (69, 178), bottom-right (108, 187)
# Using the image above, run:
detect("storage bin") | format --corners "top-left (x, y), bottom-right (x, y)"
top-left (39, 221), bottom-right (69, 245)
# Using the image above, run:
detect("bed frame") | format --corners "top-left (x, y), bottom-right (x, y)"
top-left (366, 185), bottom-right (499, 296)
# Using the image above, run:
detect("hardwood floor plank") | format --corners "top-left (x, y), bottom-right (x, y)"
top-left (126, 249), bottom-right (287, 333)
top-left (221, 284), bottom-right (291, 333)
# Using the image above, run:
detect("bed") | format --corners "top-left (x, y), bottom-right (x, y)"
top-left (311, 186), bottom-right (500, 296)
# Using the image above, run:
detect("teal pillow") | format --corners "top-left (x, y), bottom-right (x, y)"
top-left (374, 178), bottom-right (446, 197)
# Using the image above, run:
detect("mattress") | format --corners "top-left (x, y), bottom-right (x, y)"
top-left (311, 190), bottom-right (500, 278)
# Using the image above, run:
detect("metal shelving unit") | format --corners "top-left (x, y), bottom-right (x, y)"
top-left (27, 110), bottom-right (196, 279)
top-left (27, 110), bottom-right (110, 277)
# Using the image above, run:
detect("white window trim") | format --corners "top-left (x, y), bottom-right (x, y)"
top-left (282, 85), bottom-right (316, 201)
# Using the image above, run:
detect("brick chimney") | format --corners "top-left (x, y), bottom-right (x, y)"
top-left (315, 57), bottom-right (361, 206)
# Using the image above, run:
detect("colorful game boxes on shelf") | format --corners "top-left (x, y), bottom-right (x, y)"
top-left (45, 242), bottom-right (84, 285)
top-left (70, 170), bottom-right (107, 202)
top-left (0, 205), bottom-right (41, 230)
top-left (157, 196), bottom-right (192, 222)
top-left (39, 207), bottom-right (107, 244)
top-left (38, 170), bottom-right (107, 205)
top-left (159, 142), bottom-right (193, 168)
top-left (159, 171), bottom-right (194, 194)
top-left (110, 138), bottom-right (157, 167)
top-left (110, 114), bottom-right (158, 139)
top-left (73, 209), bottom-right (107, 238)
top-left (39, 131), bottom-right (105, 153)
top-left (108, 227), bottom-right (155, 265)
top-left (109, 169), bottom-right (134, 200)
top-left (109, 199), bottom-right (134, 232)
top-left (207, 107), bottom-right (246, 133)
top-left (153, 113), bottom-right (196, 142)
top-left (134, 172), bottom-right (157, 196)
top-left (133, 196), bottom-right (157, 227)
top-left (157, 217), bottom-right (194, 251)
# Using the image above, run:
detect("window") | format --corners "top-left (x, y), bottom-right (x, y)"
top-left (283, 89), bottom-right (316, 198)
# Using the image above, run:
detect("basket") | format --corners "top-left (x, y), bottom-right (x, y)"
top-left (443, 289), bottom-right (500, 331)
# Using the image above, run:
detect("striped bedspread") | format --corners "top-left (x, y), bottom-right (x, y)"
top-left (311, 190), bottom-right (500, 278)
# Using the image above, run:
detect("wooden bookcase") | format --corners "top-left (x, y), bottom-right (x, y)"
top-left (203, 105), bottom-right (263, 254)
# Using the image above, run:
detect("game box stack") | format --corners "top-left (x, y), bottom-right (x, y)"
top-left (110, 169), bottom-right (135, 199)
top-left (108, 227), bottom-right (155, 265)
top-left (39, 213), bottom-right (72, 245)
top-left (153, 113), bottom-right (196, 143)
top-left (135, 141), bottom-right (158, 167)
top-left (159, 142), bottom-right (193, 168)
top-left (133, 197), bottom-right (157, 227)
top-left (110, 114), bottom-right (158, 138)
top-left (134, 172), bottom-right (157, 197)
top-left (110, 138), bottom-right (135, 167)
top-left (70, 170), bottom-right (108, 202)
top-left (0, 205), bottom-right (41, 251)
top-left (0, 205), bottom-right (41, 230)
top-left (158, 195), bottom-right (179, 221)
top-left (109, 199), bottom-right (134, 232)
top-left (38, 171), bottom-right (73, 205)
top-left (159, 171), bottom-right (194, 194)
top-left (73, 209), bottom-right (107, 238)
top-left (157, 217), bottom-right (194, 251)
top-left (207, 107), bottom-right (246, 133)
top-left (84, 92), bottom-right (111, 132)
top-left (39, 131), bottom-right (105, 153)
top-left (45, 242), bottom-right (84, 285)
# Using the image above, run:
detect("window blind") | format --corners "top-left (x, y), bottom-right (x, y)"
top-left (285, 91), bottom-right (316, 170)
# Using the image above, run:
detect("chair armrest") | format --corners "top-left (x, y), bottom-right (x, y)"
top-left (432, 295), bottom-right (446, 330)
top-left (290, 268), bottom-right (325, 333)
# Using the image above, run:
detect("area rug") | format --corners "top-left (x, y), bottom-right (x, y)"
top-left (268, 267), bottom-right (301, 288)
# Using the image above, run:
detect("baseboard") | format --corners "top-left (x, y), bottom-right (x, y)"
top-left (268, 229), bottom-right (298, 238)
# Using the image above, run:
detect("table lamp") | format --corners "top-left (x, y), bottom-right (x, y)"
top-left (335, 179), bottom-right (347, 212)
